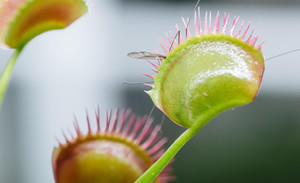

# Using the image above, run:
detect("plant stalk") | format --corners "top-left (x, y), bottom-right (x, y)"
top-left (135, 114), bottom-right (211, 183)
top-left (0, 49), bottom-right (22, 107)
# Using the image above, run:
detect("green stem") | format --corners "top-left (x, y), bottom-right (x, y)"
top-left (0, 49), bottom-right (22, 107)
top-left (135, 114), bottom-right (211, 183)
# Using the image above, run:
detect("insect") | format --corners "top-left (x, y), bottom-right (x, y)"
top-left (127, 51), bottom-right (166, 60)
top-left (127, 0), bottom-right (202, 62)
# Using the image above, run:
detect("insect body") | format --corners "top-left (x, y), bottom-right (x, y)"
top-left (127, 51), bottom-right (166, 60)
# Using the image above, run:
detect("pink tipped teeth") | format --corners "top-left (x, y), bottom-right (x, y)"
top-left (204, 11), bottom-right (208, 34)
top-left (169, 31), bottom-right (178, 47)
top-left (148, 8), bottom-right (265, 82)
top-left (165, 32), bottom-right (174, 51)
top-left (213, 11), bottom-right (220, 33)
top-left (95, 107), bottom-right (101, 132)
top-left (152, 149), bottom-right (166, 161)
top-left (151, 68), bottom-right (158, 73)
top-left (62, 130), bottom-right (70, 144)
top-left (158, 8), bottom-right (264, 55)
top-left (198, 7), bottom-right (202, 34)
top-left (105, 110), bottom-right (111, 131)
top-left (67, 128), bottom-right (74, 139)
top-left (141, 125), bottom-right (161, 149)
top-left (250, 34), bottom-right (260, 46)
top-left (136, 118), bottom-right (153, 144)
top-left (123, 114), bottom-right (136, 137)
top-left (209, 11), bottom-right (212, 33)
top-left (129, 116), bottom-right (145, 140)
top-left (60, 109), bottom-right (168, 154)
top-left (194, 11), bottom-right (198, 34)
top-left (235, 20), bottom-right (244, 38)
top-left (175, 23), bottom-right (184, 43)
top-left (182, 17), bottom-right (191, 38)
top-left (116, 109), bottom-right (127, 133)
top-left (56, 108), bottom-right (174, 182)
top-left (161, 37), bottom-right (170, 51)
top-left (143, 73), bottom-right (154, 79)
top-left (158, 39), bottom-right (168, 54)
top-left (255, 40), bottom-right (265, 49)
top-left (241, 22), bottom-right (251, 40)
top-left (230, 16), bottom-right (240, 36)
top-left (148, 138), bottom-right (168, 156)
top-left (110, 109), bottom-right (118, 133)
top-left (246, 29), bottom-right (254, 43)
top-left (222, 12), bottom-right (230, 33)
top-left (86, 110), bottom-right (92, 134)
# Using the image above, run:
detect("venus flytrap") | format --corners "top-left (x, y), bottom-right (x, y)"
top-left (130, 8), bottom-right (265, 183)
top-left (0, 0), bottom-right (88, 106)
top-left (52, 108), bottom-right (175, 183)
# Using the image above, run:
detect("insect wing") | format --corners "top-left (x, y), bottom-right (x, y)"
top-left (127, 51), bottom-right (166, 60)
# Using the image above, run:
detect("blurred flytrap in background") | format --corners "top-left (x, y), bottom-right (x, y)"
top-left (52, 108), bottom-right (175, 183)
top-left (0, 0), bottom-right (88, 106)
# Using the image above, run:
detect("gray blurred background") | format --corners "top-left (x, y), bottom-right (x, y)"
top-left (0, 0), bottom-right (300, 182)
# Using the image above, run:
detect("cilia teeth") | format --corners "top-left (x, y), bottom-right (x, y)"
top-left (158, 7), bottom-right (264, 56)
top-left (52, 108), bottom-right (175, 183)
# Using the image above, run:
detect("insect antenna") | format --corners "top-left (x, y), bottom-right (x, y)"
top-left (135, 105), bottom-right (156, 144)
top-left (168, 0), bottom-right (201, 52)
top-left (159, 114), bottom-right (166, 133)
top-left (122, 81), bottom-right (153, 85)
top-left (186, 0), bottom-right (201, 38)
top-left (265, 48), bottom-right (300, 61)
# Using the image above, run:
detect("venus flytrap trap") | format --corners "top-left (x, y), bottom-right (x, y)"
top-left (0, 0), bottom-right (88, 106)
top-left (52, 108), bottom-right (175, 183)
top-left (129, 8), bottom-right (265, 183)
